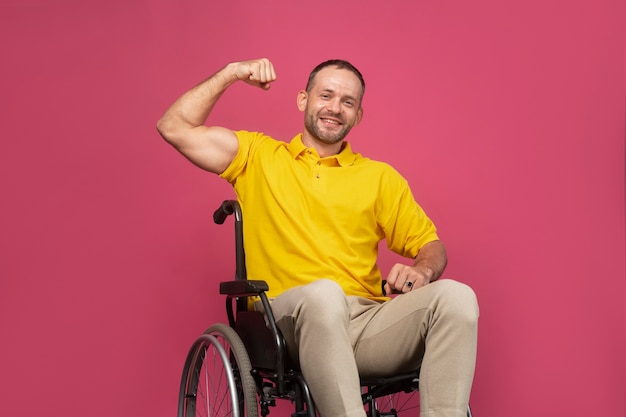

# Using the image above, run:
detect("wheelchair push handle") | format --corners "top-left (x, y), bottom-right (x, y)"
top-left (213, 200), bottom-right (242, 224)
top-left (213, 200), bottom-right (247, 283)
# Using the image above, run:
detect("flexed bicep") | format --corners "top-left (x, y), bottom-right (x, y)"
top-left (171, 126), bottom-right (239, 174)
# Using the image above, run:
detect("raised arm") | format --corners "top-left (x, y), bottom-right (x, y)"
top-left (156, 58), bottom-right (277, 174)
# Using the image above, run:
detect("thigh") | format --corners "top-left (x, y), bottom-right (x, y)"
top-left (267, 278), bottom-right (348, 323)
top-left (258, 279), bottom-right (350, 361)
top-left (352, 280), bottom-right (462, 376)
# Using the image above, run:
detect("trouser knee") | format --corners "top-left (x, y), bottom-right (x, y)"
top-left (293, 279), bottom-right (350, 323)
top-left (430, 279), bottom-right (479, 325)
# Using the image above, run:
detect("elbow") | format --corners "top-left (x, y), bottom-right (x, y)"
top-left (156, 116), bottom-right (169, 140)
top-left (156, 116), bottom-right (178, 145)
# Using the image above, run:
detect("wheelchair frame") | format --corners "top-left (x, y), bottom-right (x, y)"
top-left (178, 200), bottom-right (473, 417)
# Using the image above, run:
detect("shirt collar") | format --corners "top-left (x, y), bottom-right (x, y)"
top-left (287, 134), bottom-right (357, 167)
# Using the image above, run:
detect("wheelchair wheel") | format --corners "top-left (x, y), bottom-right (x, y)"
top-left (179, 323), bottom-right (258, 417)
top-left (370, 391), bottom-right (420, 417)
top-left (362, 374), bottom-right (420, 417)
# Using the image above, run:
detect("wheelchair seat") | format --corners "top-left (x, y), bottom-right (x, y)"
top-left (177, 200), bottom-right (473, 417)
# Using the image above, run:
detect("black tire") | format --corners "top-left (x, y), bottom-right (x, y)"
top-left (179, 323), bottom-right (258, 417)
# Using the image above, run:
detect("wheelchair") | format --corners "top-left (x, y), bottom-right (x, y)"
top-left (178, 200), bottom-right (473, 417)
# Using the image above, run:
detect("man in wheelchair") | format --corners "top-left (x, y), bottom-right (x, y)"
top-left (158, 58), bottom-right (479, 417)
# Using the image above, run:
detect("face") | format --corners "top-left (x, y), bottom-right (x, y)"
top-left (298, 66), bottom-right (364, 146)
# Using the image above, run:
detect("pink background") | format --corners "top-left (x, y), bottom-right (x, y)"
top-left (1, 1), bottom-right (624, 416)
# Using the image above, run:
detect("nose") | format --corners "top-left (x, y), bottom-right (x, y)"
top-left (327, 98), bottom-right (342, 114)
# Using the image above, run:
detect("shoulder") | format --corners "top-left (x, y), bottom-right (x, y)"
top-left (354, 156), bottom-right (408, 185)
top-left (221, 131), bottom-right (288, 181)
top-left (235, 130), bottom-right (280, 146)
top-left (233, 130), bottom-right (289, 157)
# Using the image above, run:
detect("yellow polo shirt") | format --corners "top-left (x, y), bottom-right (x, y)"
top-left (219, 131), bottom-right (439, 301)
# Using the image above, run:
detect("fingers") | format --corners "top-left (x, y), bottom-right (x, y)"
top-left (385, 264), bottom-right (427, 294)
top-left (383, 280), bottom-right (395, 295)
top-left (242, 58), bottom-right (276, 89)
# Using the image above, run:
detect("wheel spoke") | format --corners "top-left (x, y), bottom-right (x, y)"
top-left (179, 325), bottom-right (257, 417)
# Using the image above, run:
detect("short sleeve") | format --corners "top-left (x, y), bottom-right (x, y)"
top-left (219, 130), bottom-right (257, 184)
top-left (377, 168), bottom-right (439, 258)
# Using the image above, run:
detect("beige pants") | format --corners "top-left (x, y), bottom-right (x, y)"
top-left (261, 279), bottom-right (479, 417)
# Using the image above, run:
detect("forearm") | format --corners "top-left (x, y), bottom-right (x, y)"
top-left (412, 240), bottom-right (447, 282)
top-left (156, 64), bottom-right (237, 142)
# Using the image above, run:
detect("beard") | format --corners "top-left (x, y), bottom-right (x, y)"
top-left (304, 110), bottom-right (354, 145)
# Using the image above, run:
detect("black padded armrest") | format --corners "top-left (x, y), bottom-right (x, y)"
top-left (220, 280), bottom-right (269, 296)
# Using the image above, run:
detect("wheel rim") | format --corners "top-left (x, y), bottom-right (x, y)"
top-left (180, 324), bottom-right (257, 417)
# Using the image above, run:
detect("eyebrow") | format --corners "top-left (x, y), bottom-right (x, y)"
top-left (320, 88), bottom-right (359, 102)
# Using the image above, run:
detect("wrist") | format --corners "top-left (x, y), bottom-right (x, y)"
top-left (413, 264), bottom-right (436, 284)
top-left (219, 62), bottom-right (243, 85)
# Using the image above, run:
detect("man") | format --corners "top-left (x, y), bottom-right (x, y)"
top-left (157, 58), bottom-right (479, 417)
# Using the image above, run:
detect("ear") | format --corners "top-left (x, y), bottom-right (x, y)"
top-left (355, 106), bottom-right (364, 125)
top-left (297, 90), bottom-right (308, 111)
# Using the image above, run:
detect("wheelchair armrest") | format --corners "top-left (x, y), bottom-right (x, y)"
top-left (220, 280), bottom-right (269, 296)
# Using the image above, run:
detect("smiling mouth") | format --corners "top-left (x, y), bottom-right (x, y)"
top-left (320, 116), bottom-right (342, 126)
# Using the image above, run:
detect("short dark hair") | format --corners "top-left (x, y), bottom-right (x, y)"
top-left (306, 59), bottom-right (366, 95)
